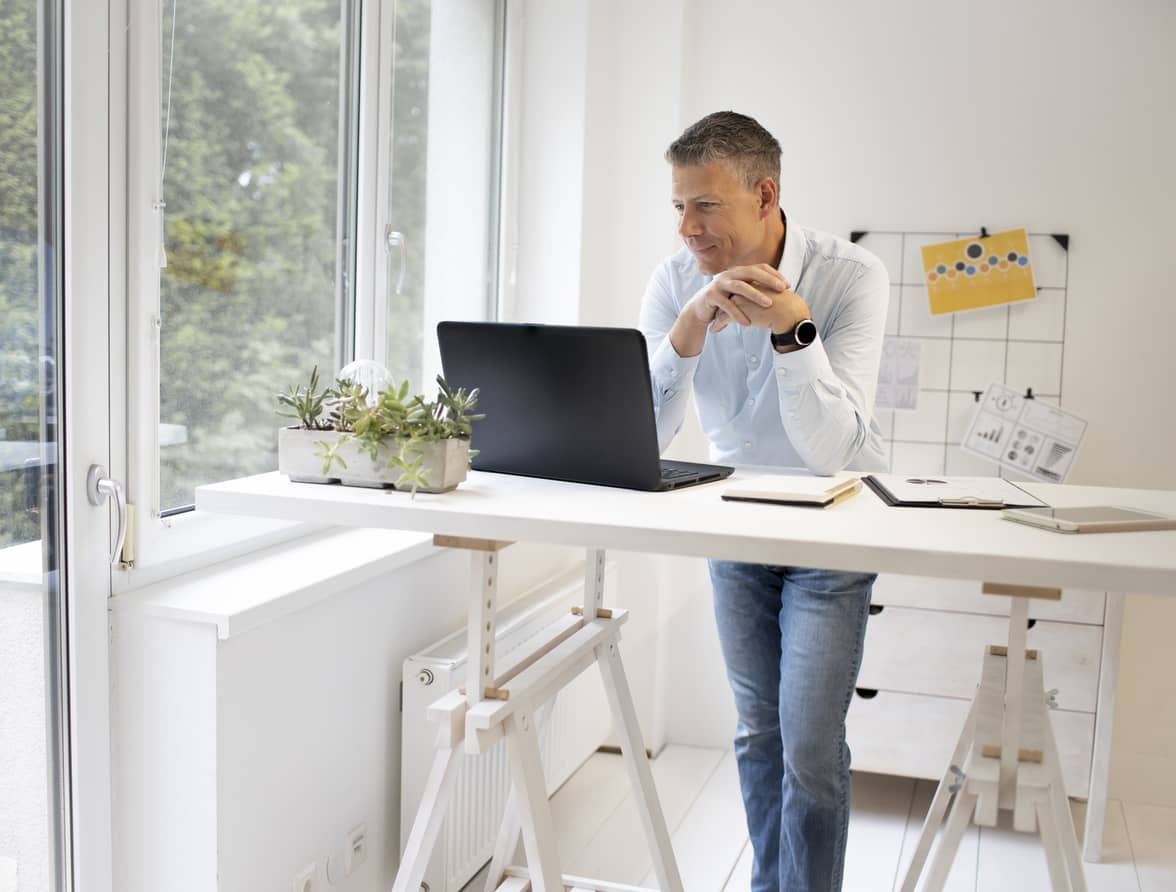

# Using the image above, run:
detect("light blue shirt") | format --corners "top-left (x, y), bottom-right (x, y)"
top-left (639, 215), bottom-right (889, 475)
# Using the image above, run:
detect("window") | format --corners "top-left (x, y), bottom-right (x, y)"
top-left (124, 0), bottom-right (507, 576)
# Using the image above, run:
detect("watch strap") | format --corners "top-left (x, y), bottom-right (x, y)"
top-left (771, 319), bottom-right (817, 349)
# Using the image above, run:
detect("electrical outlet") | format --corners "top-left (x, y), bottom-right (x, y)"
top-left (344, 823), bottom-right (368, 875)
top-left (291, 863), bottom-right (315, 892)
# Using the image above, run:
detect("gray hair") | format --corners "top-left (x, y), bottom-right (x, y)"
top-left (665, 111), bottom-right (781, 191)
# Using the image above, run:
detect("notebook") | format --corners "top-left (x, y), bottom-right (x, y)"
top-left (721, 474), bottom-right (862, 507)
top-left (436, 322), bottom-right (734, 492)
top-left (863, 474), bottom-right (1047, 509)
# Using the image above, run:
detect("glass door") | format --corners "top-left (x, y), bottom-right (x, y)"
top-left (0, 0), bottom-right (70, 888)
top-left (1, 1), bottom-right (115, 890)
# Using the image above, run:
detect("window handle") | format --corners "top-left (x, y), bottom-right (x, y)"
top-left (86, 465), bottom-right (127, 566)
top-left (385, 228), bottom-right (407, 295)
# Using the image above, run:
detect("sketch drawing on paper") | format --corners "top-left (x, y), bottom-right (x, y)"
top-left (876, 337), bottom-right (921, 412)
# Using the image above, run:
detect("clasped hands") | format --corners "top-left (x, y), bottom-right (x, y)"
top-left (687, 264), bottom-right (810, 335)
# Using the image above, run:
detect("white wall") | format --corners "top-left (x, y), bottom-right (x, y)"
top-left (511, 0), bottom-right (591, 324)
top-left (513, 0), bottom-right (1176, 796)
top-left (680, 0), bottom-right (1176, 488)
top-left (212, 551), bottom-right (473, 892)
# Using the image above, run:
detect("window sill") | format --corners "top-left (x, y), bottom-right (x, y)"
top-left (108, 527), bottom-right (437, 639)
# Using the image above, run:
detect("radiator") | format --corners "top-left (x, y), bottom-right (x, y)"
top-left (401, 561), bottom-right (616, 892)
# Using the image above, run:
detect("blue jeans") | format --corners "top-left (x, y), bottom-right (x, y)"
top-left (709, 561), bottom-right (875, 892)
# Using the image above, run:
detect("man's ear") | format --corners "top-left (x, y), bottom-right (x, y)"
top-left (753, 176), bottom-right (778, 218)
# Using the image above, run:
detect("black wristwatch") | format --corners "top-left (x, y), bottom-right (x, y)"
top-left (770, 318), bottom-right (817, 350)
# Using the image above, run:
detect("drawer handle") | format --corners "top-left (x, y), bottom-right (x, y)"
top-left (854, 687), bottom-right (879, 699)
top-left (868, 604), bottom-right (884, 616)
top-left (1027, 618), bottom-right (1037, 629)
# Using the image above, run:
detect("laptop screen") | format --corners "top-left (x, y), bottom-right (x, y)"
top-left (436, 322), bottom-right (665, 489)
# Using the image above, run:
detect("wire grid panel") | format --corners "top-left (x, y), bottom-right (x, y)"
top-left (854, 229), bottom-right (1070, 478)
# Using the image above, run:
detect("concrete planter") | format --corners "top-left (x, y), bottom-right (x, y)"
top-left (277, 427), bottom-right (343, 483)
top-left (279, 427), bottom-right (469, 492)
top-left (333, 437), bottom-right (470, 492)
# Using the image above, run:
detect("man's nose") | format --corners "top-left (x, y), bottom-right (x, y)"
top-left (678, 208), bottom-right (702, 238)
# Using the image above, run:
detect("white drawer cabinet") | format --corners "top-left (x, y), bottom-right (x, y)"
top-left (871, 574), bottom-right (1106, 625)
top-left (846, 690), bottom-right (1095, 797)
top-left (857, 606), bottom-right (1101, 712)
top-left (848, 574), bottom-right (1120, 808)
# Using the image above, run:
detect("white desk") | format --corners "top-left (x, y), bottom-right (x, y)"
top-left (197, 471), bottom-right (1176, 889)
top-left (197, 471), bottom-right (1176, 596)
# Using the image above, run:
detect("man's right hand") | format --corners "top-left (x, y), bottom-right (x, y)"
top-left (669, 264), bottom-right (790, 357)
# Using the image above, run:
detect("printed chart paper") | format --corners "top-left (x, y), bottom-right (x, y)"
top-left (875, 337), bottom-right (921, 412)
top-left (961, 383), bottom-right (1087, 482)
top-left (921, 228), bottom-right (1037, 316)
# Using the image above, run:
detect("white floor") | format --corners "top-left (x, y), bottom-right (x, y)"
top-left (471, 745), bottom-right (1176, 891)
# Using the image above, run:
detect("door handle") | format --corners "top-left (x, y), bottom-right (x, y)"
top-left (385, 228), bottom-right (406, 295)
top-left (86, 464), bottom-right (127, 566)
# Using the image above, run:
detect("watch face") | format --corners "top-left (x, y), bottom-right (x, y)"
top-left (795, 319), bottom-right (817, 345)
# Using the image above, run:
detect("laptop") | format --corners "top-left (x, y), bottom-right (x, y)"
top-left (436, 321), bottom-right (733, 491)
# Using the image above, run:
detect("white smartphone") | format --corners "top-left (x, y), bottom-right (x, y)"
top-left (1001, 505), bottom-right (1176, 534)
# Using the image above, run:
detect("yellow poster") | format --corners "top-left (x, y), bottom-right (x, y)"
top-left (921, 228), bottom-right (1036, 316)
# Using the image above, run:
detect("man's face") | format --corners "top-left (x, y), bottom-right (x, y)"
top-left (671, 160), bottom-right (764, 276)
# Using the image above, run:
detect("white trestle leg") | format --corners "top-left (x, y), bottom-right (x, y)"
top-left (505, 708), bottom-right (565, 892)
top-left (393, 540), bottom-right (680, 892)
top-left (898, 585), bottom-right (1089, 892)
top-left (390, 740), bottom-right (461, 892)
top-left (898, 699), bottom-right (978, 892)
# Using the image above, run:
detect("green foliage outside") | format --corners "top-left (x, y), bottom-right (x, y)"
top-left (154, 0), bottom-right (431, 510)
top-left (158, 0), bottom-right (340, 510)
top-left (0, 0), bottom-right (42, 547)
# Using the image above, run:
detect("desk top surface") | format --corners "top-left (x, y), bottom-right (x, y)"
top-left (196, 471), bottom-right (1176, 596)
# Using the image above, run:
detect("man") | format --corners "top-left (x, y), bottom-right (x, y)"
top-left (639, 111), bottom-right (889, 891)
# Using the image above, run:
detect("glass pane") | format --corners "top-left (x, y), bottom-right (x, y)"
top-left (0, 2), bottom-right (43, 549)
top-left (1, 0), bottom-right (67, 888)
top-left (384, 0), bottom-right (501, 392)
top-left (384, 0), bottom-right (430, 389)
top-left (158, 0), bottom-right (351, 511)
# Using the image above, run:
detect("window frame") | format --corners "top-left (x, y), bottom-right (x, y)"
top-left (117, 0), bottom-right (514, 589)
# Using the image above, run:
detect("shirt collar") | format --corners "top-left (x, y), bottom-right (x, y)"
top-left (777, 210), bottom-right (805, 289)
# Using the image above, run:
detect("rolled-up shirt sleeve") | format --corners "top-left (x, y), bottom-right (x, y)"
top-left (773, 262), bottom-right (889, 475)
top-left (639, 265), bottom-right (701, 454)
